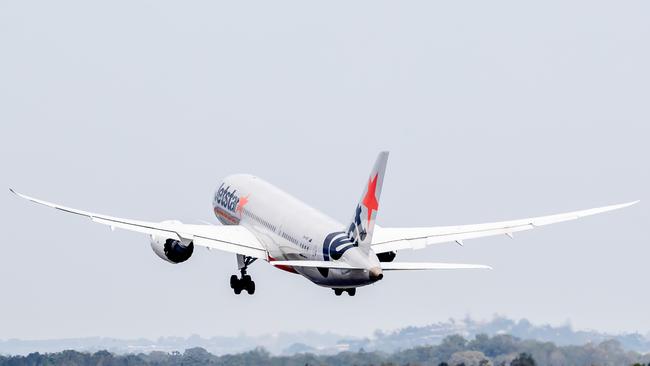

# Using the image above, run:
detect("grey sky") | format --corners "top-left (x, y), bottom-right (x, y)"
top-left (1, 1), bottom-right (648, 340)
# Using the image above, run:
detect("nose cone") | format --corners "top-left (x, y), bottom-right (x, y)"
top-left (369, 266), bottom-right (384, 281)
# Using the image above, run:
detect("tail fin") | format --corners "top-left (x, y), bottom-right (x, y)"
top-left (346, 151), bottom-right (389, 249)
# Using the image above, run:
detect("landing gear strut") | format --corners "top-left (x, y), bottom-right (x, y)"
top-left (333, 288), bottom-right (356, 296)
top-left (230, 256), bottom-right (256, 295)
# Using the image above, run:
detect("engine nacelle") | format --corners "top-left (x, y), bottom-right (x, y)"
top-left (151, 235), bottom-right (194, 264)
top-left (150, 221), bottom-right (194, 263)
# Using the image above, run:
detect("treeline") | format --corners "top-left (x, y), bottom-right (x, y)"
top-left (1, 334), bottom-right (649, 366)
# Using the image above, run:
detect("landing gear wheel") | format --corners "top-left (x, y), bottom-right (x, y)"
top-left (246, 281), bottom-right (256, 295)
top-left (334, 289), bottom-right (343, 296)
top-left (347, 288), bottom-right (356, 296)
top-left (231, 255), bottom-right (257, 295)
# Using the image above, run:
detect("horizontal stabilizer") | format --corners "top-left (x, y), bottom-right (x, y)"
top-left (270, 260), bottom-right (364, 270)
top-left (380, 262), bottom-right (492, 271)
top-left (269, 260), bottom-right (492, 271)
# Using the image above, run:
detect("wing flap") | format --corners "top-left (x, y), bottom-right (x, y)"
top-left (190, 225), bottom-right (267, 258)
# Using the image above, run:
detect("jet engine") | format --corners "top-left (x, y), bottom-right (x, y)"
top-left (150, 221), bottom-right (194, 263)
top-left (151, 235), bottom-right (194, 263)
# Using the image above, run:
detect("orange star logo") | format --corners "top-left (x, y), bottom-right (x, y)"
top-left (361, 173), bottom-right (379, 226)
top-left (235, 194), bottom-right (250, 215)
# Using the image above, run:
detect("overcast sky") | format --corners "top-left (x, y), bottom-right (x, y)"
top-left (1, 1), bottom-right (648, 340)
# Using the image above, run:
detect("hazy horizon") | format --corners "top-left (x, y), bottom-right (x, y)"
top-left (1, 315), bottom-right (648, 342)
top-left (3, 315), bottom-right (650, 358)
top-left (1, 1), bottom-right (648, 340)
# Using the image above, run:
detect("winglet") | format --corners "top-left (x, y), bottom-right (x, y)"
top-left (9, 188), bottom-right (29, 201)
top-left (9, 189), bottom-right (41, 204)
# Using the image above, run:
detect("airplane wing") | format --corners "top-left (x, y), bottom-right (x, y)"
top-left (372, 201), bottom-right (638, 254)
top-left (10, 189), bottom-right (267, 258)
top-left (270, 260), bottom-right (492, 271)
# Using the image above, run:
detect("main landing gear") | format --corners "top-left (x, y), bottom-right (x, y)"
top-left (333, 288), bottom-right (356, 296)
top-left (231, 256), bottom-right (256, 295)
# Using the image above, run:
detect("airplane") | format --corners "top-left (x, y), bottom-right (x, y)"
top-left (11, 152), bottom-right (638, 296)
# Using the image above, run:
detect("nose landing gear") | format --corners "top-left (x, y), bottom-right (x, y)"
top-left (231, 256), bottom-right (256, 295)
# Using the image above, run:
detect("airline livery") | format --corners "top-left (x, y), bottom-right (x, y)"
top-left (11, 152), bottom-right (637, 296)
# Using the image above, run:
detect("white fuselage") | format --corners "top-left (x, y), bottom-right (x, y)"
top-left (212, 174), bottom-right (381, 288)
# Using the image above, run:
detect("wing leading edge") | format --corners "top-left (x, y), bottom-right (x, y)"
top-left (10, 189), bottom-right (267, 258)
top-left (372, 201), bottom-right (638, 254)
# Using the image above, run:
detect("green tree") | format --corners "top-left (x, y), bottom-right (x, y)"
top-left (438, 335), bottom-right (469, 361)
top-left (510, 353), bottom-right (535, 366)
